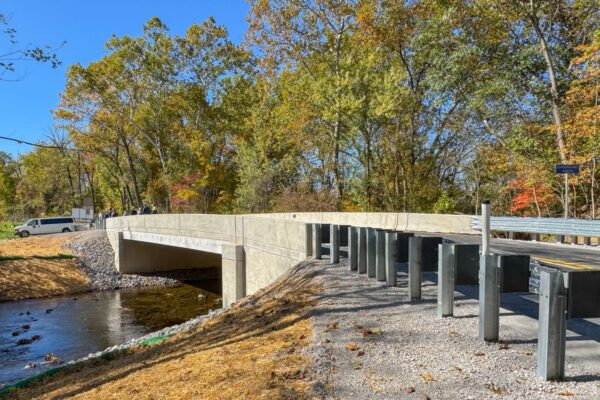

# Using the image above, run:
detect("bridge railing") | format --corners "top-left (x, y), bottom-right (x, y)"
top-left (471, 216), bottom-right (600, 238)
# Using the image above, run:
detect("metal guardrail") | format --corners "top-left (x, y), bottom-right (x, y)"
top-left (471, 216), bottom-right (600, 237)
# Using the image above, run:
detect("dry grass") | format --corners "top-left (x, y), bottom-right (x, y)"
top-left (7, 263), bottom-right (321, 400)
top-left (0, 233), bottom-right (77, 257)
top-left (0, 258), bottom-right (90, 301)
top-left (0, 233), bottom-right (89, 301)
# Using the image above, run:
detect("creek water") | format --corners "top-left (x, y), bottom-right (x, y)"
top-left (0, 280), bottom-right (220, 388)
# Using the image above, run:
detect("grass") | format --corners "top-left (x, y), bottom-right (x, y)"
top-left (0, 221), bottom-right (16, 240)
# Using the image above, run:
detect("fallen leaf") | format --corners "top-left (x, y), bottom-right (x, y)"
top-left (406, 386), bottom-right (416, 393)
top-left (449, 330), bottom-right (458, 335)
top-left (453, 366), bottom-right (463, 373)
top-left (558, 391), bottom-right (575, 397)
top-left (419, 394), bottom-right (431, 400)
top-left (346, 343), bottom-right (360, 351)
top-left (485, 383), bottom-right (507, 395)
top-left (359, 329), bottom-right (373, 337)
top-left (353, 361), bottom-right (363, 370)
top-left (421, 373), bottom-right (435, 382)
top-left (357, 351), bottom-right (365, 357)
top-left (282, 369), bottom-right (306, 380)
top-left (326, 321), bottom-right (339, 331)
top-left (474, 352), bottom-right (485, 357)
top-left (498, 342), bottom-right (510, 350)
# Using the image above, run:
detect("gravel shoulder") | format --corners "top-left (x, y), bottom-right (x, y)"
top-left (308, 258), bottom-right (600, 400)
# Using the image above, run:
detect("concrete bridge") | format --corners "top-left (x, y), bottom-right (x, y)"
top-left (105, 212), bottom-right (475, 306)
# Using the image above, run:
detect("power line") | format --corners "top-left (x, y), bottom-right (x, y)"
top-left (0, 135), bottom-right (77, 151)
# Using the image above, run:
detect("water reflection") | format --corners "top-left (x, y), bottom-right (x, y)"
top-left (0, 281), bottom-right (220, 387)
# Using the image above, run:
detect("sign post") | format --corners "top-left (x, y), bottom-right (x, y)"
top-left (555, 165), bottom-right (580, 218)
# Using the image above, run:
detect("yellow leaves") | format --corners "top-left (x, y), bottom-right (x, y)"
top-left (346, 343), bottom-right (360, 351)
top-left (420, 373), bottom-right (435, 382)
top-left (174, 189), bottom-right (198, 201)
top-left (558, 391), bottom-right (575, 396)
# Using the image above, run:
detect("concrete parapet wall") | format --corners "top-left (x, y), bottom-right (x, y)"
top-left (253, 212), bottom-right (476, 235)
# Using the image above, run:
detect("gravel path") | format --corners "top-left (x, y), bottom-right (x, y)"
top-left (308, 258), bottom-right (599, 399)
top-left (63, 231), bottom-right (218, 291)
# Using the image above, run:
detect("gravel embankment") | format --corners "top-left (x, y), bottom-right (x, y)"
top-left (307, 259), bottom-right (599, 400)
top-left (63, 231), bottom-right (218, 291)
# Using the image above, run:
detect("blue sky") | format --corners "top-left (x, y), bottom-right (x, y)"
top-left (0, 0), bottom-right (249, 157)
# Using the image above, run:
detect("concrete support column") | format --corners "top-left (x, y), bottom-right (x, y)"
top-left (306, 223), bottom-right (313, 257)
top-left (115, 232), bottom-right (126, 273)
top-left (312, 223), bottom-right (322, 259)
top-left (537, 268), bottom-right (567, 380)
top-left (367, 228), bottom-right (377, 278)
top-left (385, 231), bottom-right (397, 287)
top-left (438, 243), bottom-right (455, 318)
top-left (408, 236), bottom-right (423, 301)
top-left (348, 226), bottom-right (358, 271)
top-left (358, 227), bottom-right (367, 274)
top-left (222, 244), bottom-right (246, 308)
top-left (376, 230), bottom-right (386, 281)
top-left (479, 254), bottom-right (501, 341)
top-left (330, 224), bottom-right (340, 264)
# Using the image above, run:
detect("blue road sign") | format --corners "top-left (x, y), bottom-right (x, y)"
top-left (555, 164), bottom-right (580, 174)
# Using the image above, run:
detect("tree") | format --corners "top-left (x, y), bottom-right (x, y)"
top-left (0, 12), bottom-right (61, 80)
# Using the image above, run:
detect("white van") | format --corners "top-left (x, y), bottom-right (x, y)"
top-left (14, 217), bottom-right (75, 238)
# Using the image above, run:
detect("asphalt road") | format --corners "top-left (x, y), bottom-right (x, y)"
top-left (428, 233), bottom-right (600, 270)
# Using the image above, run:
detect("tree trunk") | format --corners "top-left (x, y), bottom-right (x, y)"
top-left (526, 2), bottom-right (568, 163)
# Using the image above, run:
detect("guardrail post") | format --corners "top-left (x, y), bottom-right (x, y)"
top-left (367, 228), bottom-right (377, 278)
top-left (584, 236), bottom-right (591, 246)
top-left (570, 235), bottom-right (578, 245)
top-left (349, 226), bottom-right (358, 271)
top-left (438, 243), bottom-right (455, 318)
top-left (408, 236), bottom-right (423, 300)
top-left (533, 233), bottom-right (540, 242)
top-left (330, 224), bottom-right (340, 264)
top-left (479, 201), bottom-right (500, 341)
top-left (376, 230), bottom-right (386, 281)
top-left (358, 227), bottom-right (367, 274)
top-left (385, 231), bottom-right (397, 287)
top-left (479, 254), bottom-right (501, 341)
top-left (557, 235), bottom-right (565, 244)
top-left (312, 223), bottom-right (322, 259)
top-left (537, 268), bottom-right (567, 381)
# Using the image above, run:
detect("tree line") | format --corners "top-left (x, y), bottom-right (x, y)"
top-left (0, 0), bottom-right (598, 220)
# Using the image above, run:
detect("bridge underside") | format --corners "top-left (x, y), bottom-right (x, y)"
top-left (115, 232), bottom-right (223, 274)
top-left (118, 240), bottom-right (221, 274)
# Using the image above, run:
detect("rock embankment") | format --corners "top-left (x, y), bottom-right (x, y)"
top-left (64, 231), bottom-right (219, 291)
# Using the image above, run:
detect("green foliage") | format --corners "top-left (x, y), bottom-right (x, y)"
top-left (0, 221), bottom-right (17, 240)
top-left (9, 4), bottom-right (600, 217)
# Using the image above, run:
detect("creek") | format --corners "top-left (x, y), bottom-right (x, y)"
top-left (0, 280), bottom-right (220, 388)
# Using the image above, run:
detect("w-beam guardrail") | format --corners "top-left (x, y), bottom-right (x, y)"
top-left (471, 216), bottom-right (600, 237)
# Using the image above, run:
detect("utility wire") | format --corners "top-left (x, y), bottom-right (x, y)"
top-left (0, 135), bottom-right (77, 151)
